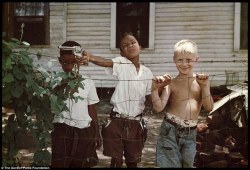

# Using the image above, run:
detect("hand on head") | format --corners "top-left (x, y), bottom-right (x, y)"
top-left (74, 50), bottom-right (89, 65)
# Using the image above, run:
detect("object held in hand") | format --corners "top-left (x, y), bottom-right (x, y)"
top-left (58, 45), bottom-right (88, 65)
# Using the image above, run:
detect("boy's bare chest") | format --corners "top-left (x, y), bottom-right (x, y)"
top-left (171, 79), bottom-right (200, 99)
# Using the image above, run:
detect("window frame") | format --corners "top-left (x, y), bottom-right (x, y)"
top-left (234, 2), bottom-right (248, 51)
top-left (2, 2), bottom-right (50, 46)
top-left (110, 3), bottom-right (155, 50)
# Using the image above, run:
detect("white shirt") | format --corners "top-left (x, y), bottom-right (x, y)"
top-left (53, 75), bottom-right (99, 129)
top-left (105, 56), bottom-right (153, 117)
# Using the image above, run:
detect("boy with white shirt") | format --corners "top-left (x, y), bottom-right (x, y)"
top-left (81, 33), bottom-right (153, 168)
top-left (51, 41), bottom-right (101, 168)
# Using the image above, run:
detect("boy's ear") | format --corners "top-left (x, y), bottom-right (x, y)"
top-left (196, 56), bottom-right (200, 62)
top-left (173, 55), bottom-right (176, 62)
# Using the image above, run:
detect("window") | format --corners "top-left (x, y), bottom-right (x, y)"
top-left (240, 2), bottom-right (248, 50)
top-left (116, 3), bottom-right (149, 48)
top-left (110, 3), bottom-right (155, 50)
top-left (234, 2), bottom-right (248, 50)
top-left (2, 2), bottom-right (49, 45)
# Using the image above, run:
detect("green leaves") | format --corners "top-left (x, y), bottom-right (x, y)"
top-left (2, 73), bottom-right (14, 83)
top-left (3, 57), bottom-right (12, 70)
top-left (2, 32), bottom-right (86, 167)
top-left (11, 85), bottom-right (23, 98)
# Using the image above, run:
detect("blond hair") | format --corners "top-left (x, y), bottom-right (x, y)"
top-left (174, 39), bottom-right (198, 55)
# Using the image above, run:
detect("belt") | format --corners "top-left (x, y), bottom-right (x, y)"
top-left (164, 116), bottom-right (197, 131)
top-left (110, 111), bottom-right (142, 121)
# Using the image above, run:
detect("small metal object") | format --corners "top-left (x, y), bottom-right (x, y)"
top-left (58, 45), bottom-right (88, 65)
top-left (58, 45), bottom-right (82, 56)
top-left (58, 45), bottom-right (82, 53)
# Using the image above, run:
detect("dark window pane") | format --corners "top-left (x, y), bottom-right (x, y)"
top-left (240, 3), bottom-right (248, 50)
top-left (116, 3), bottom-right (149, 48)
top-left (3, 2), bottom-right (49, 45)
top-left (12, 2), bottom-right (48, 45)
top-left (14, 17), bottom-right (45, 45)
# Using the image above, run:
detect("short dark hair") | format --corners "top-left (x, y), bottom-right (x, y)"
top-left (59, 41), bottom-right (81, 57)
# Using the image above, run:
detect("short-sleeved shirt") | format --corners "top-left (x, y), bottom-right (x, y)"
top-left (105, 56), bottom-right (153, 117)
top-left (53, 75), bottom-right (99, 129)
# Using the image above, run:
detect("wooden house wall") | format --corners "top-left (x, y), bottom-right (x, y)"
top-left (32, 2), bottom-right (248, 87)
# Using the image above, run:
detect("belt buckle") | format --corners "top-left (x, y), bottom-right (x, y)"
top-left (116, 114), bottom-right (121, 118)
top-left (121, 114), bottom-right (127, 119)
top-left (177, 125), bottom-right (191, 137)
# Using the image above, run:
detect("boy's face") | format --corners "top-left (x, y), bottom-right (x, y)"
top-left (173, 52), bottom-right (199, 76)
top-left (59, 54), bottom-right (80, 73)
top-left (120, 35), bottom-right (141, 60)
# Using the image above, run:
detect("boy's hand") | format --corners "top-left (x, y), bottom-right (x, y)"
top-left (75, 50), bottom-right (89, 65)
top-left (196, 74), bottom-right (209, 87)
top-left (152, 74), bottom-right (171, 90)
top-left (196, 122), bottom-right (208, 132)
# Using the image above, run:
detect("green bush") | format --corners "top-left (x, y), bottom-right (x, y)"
top-left (2, 30), bottom-right (84, 166)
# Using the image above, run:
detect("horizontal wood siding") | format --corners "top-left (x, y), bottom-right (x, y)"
top-left (66, 3), bottom-right (119, 87)
top-left (152, 2), bottom-right (247, 86)
top-left (32, 2), bottom-right (248, 87)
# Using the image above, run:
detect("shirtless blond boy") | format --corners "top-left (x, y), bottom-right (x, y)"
top-left (151, 39), bottom-right (214, 168)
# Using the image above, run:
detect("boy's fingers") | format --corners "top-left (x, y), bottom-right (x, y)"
top-left (163, 74), bottom-right (171, 79)
top-left (81, 50), bottom-right (87, 56)
top-left (196, 74), bottom-right (209, 80)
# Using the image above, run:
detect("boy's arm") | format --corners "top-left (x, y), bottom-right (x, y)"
top-left (81, 51), bottom-right (113, 67)
top-left (88, 104), bottom-right (102, 149)
top-left (145, 94), bottom-right (152, 108)
top-left (88, 104), bottom-right (98, 122)
top-left (151, 74), bottom-right (171, 112)
top-left (196, 74), bottom-right (214, 112)
top-left (200, 84), bottom-right (214, 112)
top-left (151, 84), bottom-right (171, 113)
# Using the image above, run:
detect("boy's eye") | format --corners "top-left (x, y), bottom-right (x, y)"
top-left (122, 44), bottom-right (128, 49)
top-left (121, 41), bottom-right (136, 49)
top-left (177, 59), bottom-right (193, 63)
top-left (177, 59), bottom-right (184, 63)
top-left (62, 62), bottom-right (77, 65)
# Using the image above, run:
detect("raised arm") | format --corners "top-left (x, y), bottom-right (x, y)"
top-left (76, 50), bottom-right (113, 67)
top-left (151, 74), bottom-right (172, 113)
top-left (196, 74), bottom-right (214, 112)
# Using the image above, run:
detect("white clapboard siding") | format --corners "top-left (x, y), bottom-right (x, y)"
top-left (66, 2), bottom-right (111, 46)
top-left (152, 2), bottom-right (247, 87)
top-left (31, 2), bottom-right (248, 88)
